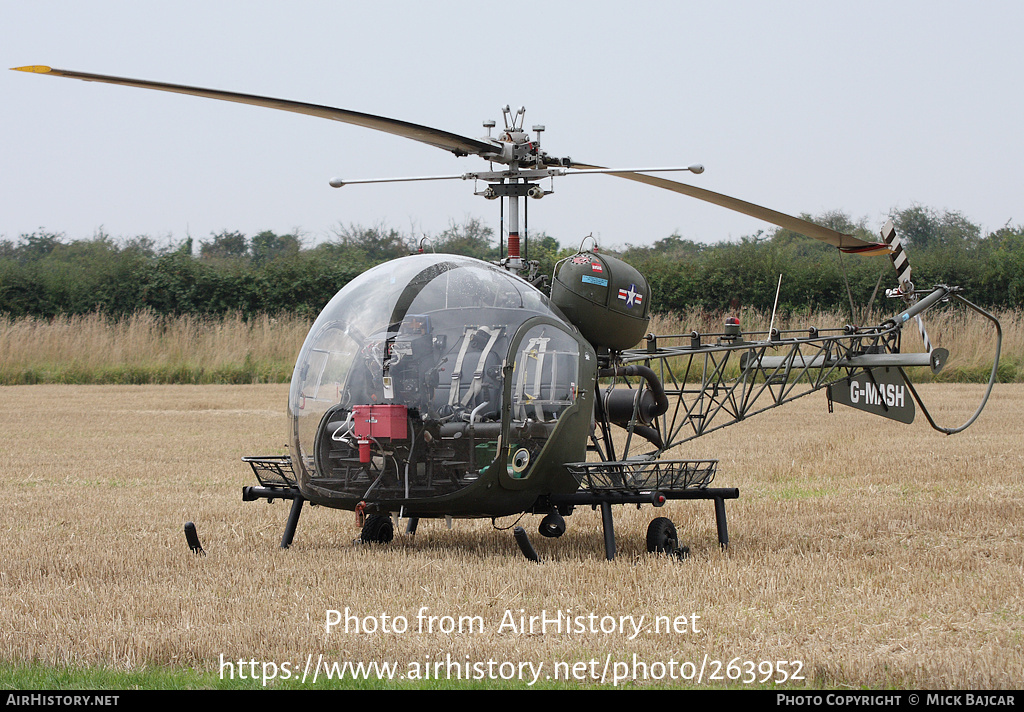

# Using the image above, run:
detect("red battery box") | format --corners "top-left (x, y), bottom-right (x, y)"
top-left (352, 404), bottom-right (408, 440)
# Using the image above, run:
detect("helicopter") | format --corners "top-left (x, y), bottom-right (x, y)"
top-left (12, 66), bottom-right (1003, 561)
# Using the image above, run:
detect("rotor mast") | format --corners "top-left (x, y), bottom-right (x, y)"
top-left (478, 105), bottom-right (547, 277)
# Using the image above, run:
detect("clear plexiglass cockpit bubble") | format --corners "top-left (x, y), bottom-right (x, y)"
top-left (287, 253), bottom-right (591, 504)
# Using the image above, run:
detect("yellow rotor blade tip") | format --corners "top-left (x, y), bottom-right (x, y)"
top-left (11, 65), bottom-right (53, 74)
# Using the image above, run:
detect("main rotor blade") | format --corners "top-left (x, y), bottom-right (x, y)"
top-left (572, 162), bottom-right (888, 252)
top-left (12, 65), bottom-right (500, 159)
top-left (12, 65), bottom-right (892, 255)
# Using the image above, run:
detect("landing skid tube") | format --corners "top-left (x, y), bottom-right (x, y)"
top-left (242, 484), bottom-right (305, 548)
top-left (518, 458), bottom-right (738, 561)
top-left (241, 456), bottom-right (305, 549)
top-left (540, 487), bottom-right (739, 561)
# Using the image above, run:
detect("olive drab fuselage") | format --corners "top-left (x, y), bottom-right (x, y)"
top-left (288, 254), bottom-right (597, 518)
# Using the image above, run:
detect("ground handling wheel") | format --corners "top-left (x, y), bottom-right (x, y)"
top-left (539, 511), bottom-right (566, 538)
top-left (646, 517), bottom-right (689, 559)
top-left (360, 514), bottom-right (394, 544)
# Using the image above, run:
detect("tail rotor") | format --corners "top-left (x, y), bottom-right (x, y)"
top-left (882, 218), bottom-right (933, 354)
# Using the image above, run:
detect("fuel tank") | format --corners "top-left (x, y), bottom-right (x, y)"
top-left (550, 250), bottom-right (651, 352)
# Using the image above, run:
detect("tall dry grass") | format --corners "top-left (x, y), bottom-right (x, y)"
top-left (0, 311), bottom-right (311, 385)
top-left (0, 301), bottom-right (1018, 385)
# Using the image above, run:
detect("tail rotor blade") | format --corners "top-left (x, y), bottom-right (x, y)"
top-left (881, 219), bottom-right (933, 353)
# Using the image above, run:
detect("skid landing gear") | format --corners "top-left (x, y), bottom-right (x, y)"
top-left (242, 456), bottom-right (307, 548)
top-left (531, 487), bottom-right (739, 562)
top-left (241, 484), bottom-right (305, 548)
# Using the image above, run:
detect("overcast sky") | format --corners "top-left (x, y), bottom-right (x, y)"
top-left (4, 1), bottom-right (1022, 252)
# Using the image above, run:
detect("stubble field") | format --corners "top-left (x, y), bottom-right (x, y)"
top-left (1, 382), bottom-right (1021, 689)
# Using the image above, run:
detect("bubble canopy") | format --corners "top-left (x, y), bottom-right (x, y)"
top-left (287, 253), bottom-right (594, 511)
